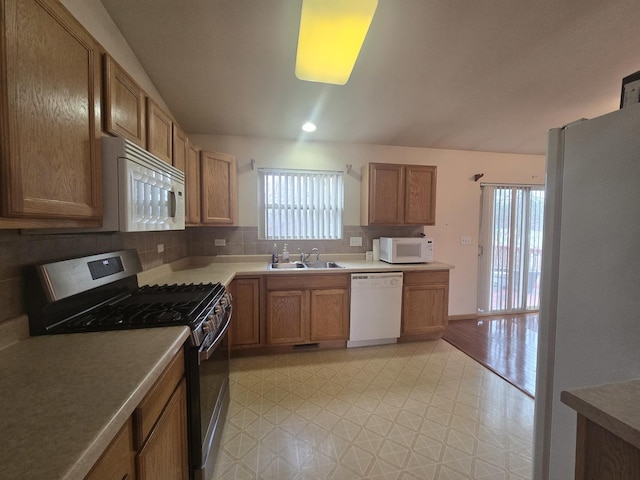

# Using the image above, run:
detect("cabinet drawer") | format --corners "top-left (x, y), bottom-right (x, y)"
top-left (403, 270), bottom-right (449, 286)
top-left (134, 349), bottom-right (184, 446)
top-left (85, 417), bottom-right (135, 480)
top-left (266, 273), bottom-right (349, 290)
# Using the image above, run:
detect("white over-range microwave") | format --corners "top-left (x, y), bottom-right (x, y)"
top-left (100, 137), bottom-right (185, 232)
top-left (379, 237), bottom-right (433, 264)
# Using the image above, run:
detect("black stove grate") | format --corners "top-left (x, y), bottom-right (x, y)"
top-left (48, 282), bottom-right (225, 334)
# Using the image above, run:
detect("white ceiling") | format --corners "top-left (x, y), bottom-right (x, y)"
top-left (99, 0), bottom-right (640, 155)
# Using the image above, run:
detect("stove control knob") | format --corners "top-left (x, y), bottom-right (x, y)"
top-left (220, 296), bottom-right (228, 307)
top-left (214, 305), bottom-right (223, 315)
top-left (203, 314), bottom-right (218, 334)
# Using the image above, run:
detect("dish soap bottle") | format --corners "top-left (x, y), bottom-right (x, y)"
top-left (282, 243), bottom-right (290, 263)
top-left (272, 243), bottom-right (279, 264)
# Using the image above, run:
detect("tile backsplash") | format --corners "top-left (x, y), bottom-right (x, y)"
top-left (186, 225), bottom-right (424, 256)
top-left (0, 230), bottom-right (187, 323)
top-left (0, 224), bottom-right (422, 325)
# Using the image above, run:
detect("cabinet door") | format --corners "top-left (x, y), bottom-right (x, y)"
top-left (404, 165), bottom-right (436, 225)
top-left (1, 0), bottom-right (102, 221)
top-left (103, 54), bottom-right (146, 147)
top-left (230, 277), bottom-right (261, 347)
top-left (137, 379), bottom-right (188, 480)
top-left (200, 150), bottom-right (237, 225)
top-left (401, 273), bottom-right (449, 336)
top-left (185, 143), bottom-right (201, 225)
top-left (310, 288), bottom-right (349, 341)
top-left (146, 98), bottom-right (172, 164)
top-left (172, 124), bottom-right (187, 173)
top-left (266, 290), bottom-right (309, 345)
top-left (367, 163), bottom-right (404, 225)
top-left (85, 418), bottom-right (136, 480)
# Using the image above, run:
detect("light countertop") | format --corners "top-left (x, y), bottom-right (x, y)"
top-left (137, 254), bottom-right (455, 287)
top-left (0, 326), bottom-right (190, 480)
top-left (561, 379), bottom-right (640, 450)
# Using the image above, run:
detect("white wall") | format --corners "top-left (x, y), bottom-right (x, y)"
top-left (61, 0), bottom-right (172, 114)
top-left (191, 135), bottom-right (546, 317)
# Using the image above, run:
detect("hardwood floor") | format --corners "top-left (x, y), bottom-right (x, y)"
top-left (443, 313), bottom-right (538, 397)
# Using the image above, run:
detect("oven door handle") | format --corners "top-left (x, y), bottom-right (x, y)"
top-left (198, 307), bottom-right (232, 363)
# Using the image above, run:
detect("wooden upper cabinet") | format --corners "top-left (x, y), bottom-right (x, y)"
top-left (185, 142), bottom-right (201, 225)
top-left (361, 163), bottom-right (437, 226)
top-left (363, 163), bottom-right (405, 224)
top-left (172, 124), bottom-right (187, 173)
top-left (0, 0), bottom-right (102, 223)
top-left (103, 54), bottom-right (146, 147)
top-left (200, 150), bottom-right (237, 225)
top-left (404, 165), bottom-right (437, 225)
top-left (146, 98), bottom-right (173, 164)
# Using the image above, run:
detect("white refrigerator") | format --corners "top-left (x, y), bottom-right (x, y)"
top-left (533, 103), bottom-right (640, 479)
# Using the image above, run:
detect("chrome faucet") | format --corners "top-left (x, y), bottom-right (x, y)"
top-left (298, 247), bottom-right (320, 263)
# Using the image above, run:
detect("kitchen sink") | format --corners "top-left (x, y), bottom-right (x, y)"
top-left (303, 261), bottom-right (344, 269)
top-left (267, 261), bottom-right (344, 270)
top-left (268, 262), bottom-right (306, 269)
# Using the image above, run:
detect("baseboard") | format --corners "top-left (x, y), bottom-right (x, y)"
top-left (448, 314), bottom-right (478, 322)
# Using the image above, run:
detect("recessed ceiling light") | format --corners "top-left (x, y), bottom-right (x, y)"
top-left (302, 122), bottom-right (317, 132)
top-left (295, 0), bottom-right (378, 85)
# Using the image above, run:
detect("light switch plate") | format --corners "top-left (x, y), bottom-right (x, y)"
top-left (350, 236), bottom-right (363, 247)
top-left (214, 239), bottom-right (226, 246)
top-left (157, 244), bottom-right (164, 253)
top-left (460, 236), bottom-right (472, 245)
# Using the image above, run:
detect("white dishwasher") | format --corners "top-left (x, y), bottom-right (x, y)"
top-left (348, 272), bottom-right (403, 348)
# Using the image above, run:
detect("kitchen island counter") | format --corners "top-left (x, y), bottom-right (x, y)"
top-left (0, 326), bottom-right (189, 480)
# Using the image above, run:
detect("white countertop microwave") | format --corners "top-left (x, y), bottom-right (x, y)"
top-left (379, 237), bottom-right (433, 264)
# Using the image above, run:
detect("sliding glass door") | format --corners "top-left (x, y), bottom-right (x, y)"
top-left (478, 184), bottom-right (545, 314)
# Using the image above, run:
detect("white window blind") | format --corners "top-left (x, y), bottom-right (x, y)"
top-left (258, 168), bottom-right (344, 240)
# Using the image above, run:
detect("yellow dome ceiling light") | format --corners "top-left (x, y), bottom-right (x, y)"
top-left (295, 0), bottom-right (378, 85)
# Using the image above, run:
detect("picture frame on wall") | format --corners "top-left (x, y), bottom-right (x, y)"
top-left (620, 70), bottom-right (640, 108)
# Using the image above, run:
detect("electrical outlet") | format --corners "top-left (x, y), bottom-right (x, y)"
top-left (157, 244), bottom-right (164, 253)
top-left (214, 239), bottom-right (226, 247)
top-left (350, 236), bottom-right (363, 247)
top-left (460, 236), bottom-right (472, 245)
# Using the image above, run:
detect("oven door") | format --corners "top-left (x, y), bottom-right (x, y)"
top-left (187, 307), bottom-right (231, 480)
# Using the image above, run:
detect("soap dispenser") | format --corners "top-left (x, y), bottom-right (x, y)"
top-left (282, 243), bottom-right (290, 263)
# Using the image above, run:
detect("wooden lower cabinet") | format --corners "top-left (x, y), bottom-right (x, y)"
top-left (87, 348), bottom-right (188, 480)
top-left (85, 418), bottom-right (136, 480)
top-left (310, 289), bottom-right (349, 341)
top-left (267, 289), bottom-right (310, 345)
top-left (137, 379), bottom-right (188, 480)
top-left (401, 270), bottom-right (449, 339)
top-left (230, 277), bottom-right (261, 348)
top-left (135, 349), bottom-right (188, 480)
top-left (266, 274), bottom-right (349, 346)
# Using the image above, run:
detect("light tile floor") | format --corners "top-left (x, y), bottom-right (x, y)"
top-left (212, 340), bottom-right (534, 480)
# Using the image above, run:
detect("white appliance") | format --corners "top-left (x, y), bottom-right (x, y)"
top-left (101, 137), bottom-right (185, 231)
top-left (348, 272), bottom-right (403, 348)
top-left (534, 104), bottom-right (640, 479)
top-left (379, 237), bottom-right (433, 264)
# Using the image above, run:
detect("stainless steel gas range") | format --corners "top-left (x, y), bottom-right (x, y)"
top-left (27, 249), bottom-right (231, 480)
